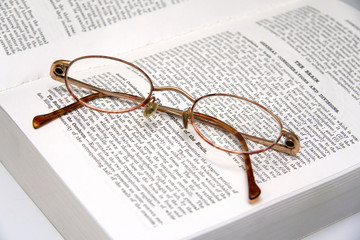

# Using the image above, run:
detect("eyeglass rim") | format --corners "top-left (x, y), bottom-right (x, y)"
top-left (63, 55), bottom-right (284, 155)
top-left (64, 55), bottom-right (154, 114)
top-left (190, 93), bottom-right (284, 155)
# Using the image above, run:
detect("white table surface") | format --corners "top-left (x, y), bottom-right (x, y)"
top-left (1, 162), bottom-right (360, 240)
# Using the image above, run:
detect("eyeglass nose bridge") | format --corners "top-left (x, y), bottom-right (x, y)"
top-left (152, 86), bottom-right (196, 130)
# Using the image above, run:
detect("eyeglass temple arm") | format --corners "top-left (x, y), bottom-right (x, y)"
top-left (32, 90), bottom-right (145, 129)
top-left (172, 107), bottom-right (261, 200)
top-left (189, 111), bottom-right (261, 200)
top-left (33, 93), bottom-right (103, 129)
top-left (196, 114), bottom-right (261, 200)
top-left (33, 90), bottom-right (299, 155)
top-left (237, 132), bottom-right (261, 200)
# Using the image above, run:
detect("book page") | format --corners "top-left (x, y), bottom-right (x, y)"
top-left (0, 0), bottom-right (359, 239)
top-left (0, 0), bottom-right (288, 91)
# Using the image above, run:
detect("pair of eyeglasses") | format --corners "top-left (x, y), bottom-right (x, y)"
top-left (33, 55), bottom-right (300, 201)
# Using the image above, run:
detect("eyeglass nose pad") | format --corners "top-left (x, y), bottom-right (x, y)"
top-left (182, 108), bottom-right (191, 129)
top-left (143, 99), bottom-right (159, 117)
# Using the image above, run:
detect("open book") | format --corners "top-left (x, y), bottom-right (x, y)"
top-left (1, 0), bottom-right (360, 239)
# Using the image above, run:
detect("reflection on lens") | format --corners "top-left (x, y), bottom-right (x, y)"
top-left (66, 56), bottom-right (152, 112)
top-left (191, 94), bottom-right (282, 153)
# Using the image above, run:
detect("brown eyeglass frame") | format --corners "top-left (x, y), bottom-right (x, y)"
top-left (33, 55), bottom-right (300, 201)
